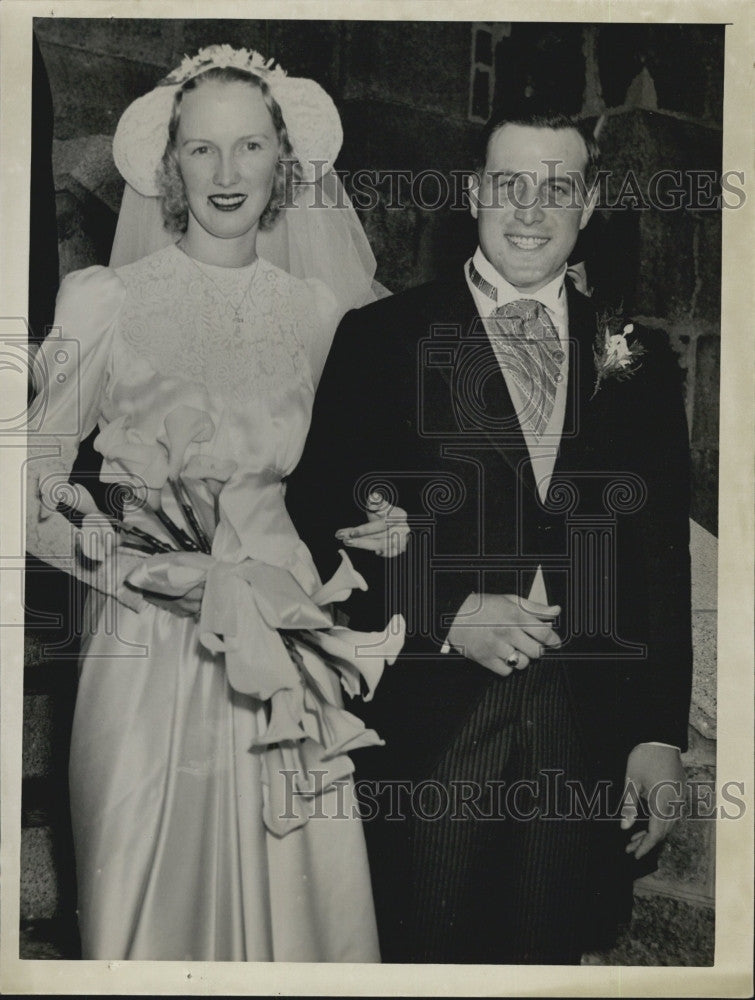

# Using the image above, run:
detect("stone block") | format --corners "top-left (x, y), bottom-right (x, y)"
top-left (491, 23), bottom-right (585, 117)
top-left (584, 892), bottom-right (714, 965)
top-left (596, 24), bottom-right (651, 108)
top-left (596, 109), bottom-right (722, 319)
top-left (56, 186), bottom-right (115, 275)
top-left (684, 723), bottom-right (716, 767)
top-left (599, 109), bottom-right (722, 193)
top-left (24, 631), bottom-right (48, 670)
top-left (692, 213), bottom-right (722, 323)
top-left (59, 226), bottom-right (101, 279)
top-left (270, 21), bottom-right (345, 94)
top-left (55, 187), bottom-right (85, 241)
top-left (584, 211), bottom-right (642, 314)
top-left (361, 199), bottom-right (426, 294)
top-left (342, 22), bottom-right (470, 119)
top-left (22, 694), bottom-right (54, 780)
top-left (53, 136), bottom-right (123, 214)
top-left (596, 24), bottom-right (723, 125)
top-left (19, 921), bottom-right (69, 960)
top-left (689, 610), bottom-right (717, 739)
top-left (637, 767), bottom-right (716, 901)
top-left (691, 336), bottom-right (721, 449)
top-left (179, 19), bottom-right (271, 64)
top-left (20, 827), bottom-right (60, 921)
top-left (645, 25), bottom-right (724, 125)
top-left (35, 17), bottom-right (179, 69)
top-left (690, 518), bottom-right (718, 610)
top-left (39, 41), bottom-right (165, 140)
top-left (636, 210), bottom-right (697, 320)
top-left (664, 322), bottom-right (697, 371)
top-left (690, 446), bottom-right (719, 537)
top-left (341, 99), bottom-right (475, 180)
top-left (662, 323), bottom-right (705, 429)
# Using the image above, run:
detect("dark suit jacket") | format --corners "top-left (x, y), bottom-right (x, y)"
top-left (288, 275), bottom-right (693, 788)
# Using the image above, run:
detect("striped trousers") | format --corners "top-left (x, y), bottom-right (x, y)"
top-left (362, 661), bottom-right (595, 964)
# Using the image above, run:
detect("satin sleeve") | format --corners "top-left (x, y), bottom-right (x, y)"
top-left (25, 265), bottom-right (147, 611)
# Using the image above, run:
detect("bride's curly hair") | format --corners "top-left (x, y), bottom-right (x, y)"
top-left (157, 66), bottom-right (300, 235)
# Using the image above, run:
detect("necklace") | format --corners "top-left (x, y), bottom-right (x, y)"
top-left (176, 241), bottom-right (260, 325)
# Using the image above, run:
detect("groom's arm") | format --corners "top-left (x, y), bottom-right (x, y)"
top-left (616, 326), bottom-right (693, 859)
top-left (622, 326), bottom-right (693, 753)
top-left (287, 305), bottom-right (394, 626)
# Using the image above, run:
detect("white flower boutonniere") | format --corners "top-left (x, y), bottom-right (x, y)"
top-left (590, 314), bottom-right (647, 400)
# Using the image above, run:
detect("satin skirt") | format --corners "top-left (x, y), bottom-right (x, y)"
top-left (69, 595), bottom-right (380, 961)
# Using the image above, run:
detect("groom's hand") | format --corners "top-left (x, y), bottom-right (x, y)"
top-left (621, 743), bottom-right (686, 860)
top-left (446, 592), bottom-right (561, 676)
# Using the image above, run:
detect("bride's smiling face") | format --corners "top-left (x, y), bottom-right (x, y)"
top-left (177, 79), bottom-right (281, 247)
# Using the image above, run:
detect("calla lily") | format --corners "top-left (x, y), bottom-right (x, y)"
top-left (311, 549), bottom-right (368, 606)
top-left (179, 456), bottom-right (239, 542)
top-left (159, 405), bottom-right (216, 479)
top-left (183, 455), bottom-right (238, 497)
top-left (37, 468), bottom-right (99, 521)
top-left (77, 512), bottom-right (118, 564)
top-left (95, 417), bottom-right (170, 509)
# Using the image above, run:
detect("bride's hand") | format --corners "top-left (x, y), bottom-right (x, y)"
top-left (141, 583), bottom-right (205, 618)
top-left (335, 492), bottom-right (410, 558)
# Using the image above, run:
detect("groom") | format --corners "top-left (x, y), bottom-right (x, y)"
top-left (287, 108), bottom-right (692, 963)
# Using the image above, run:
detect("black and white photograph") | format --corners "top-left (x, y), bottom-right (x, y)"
top-left (0, 1), bottom-right (752, 995)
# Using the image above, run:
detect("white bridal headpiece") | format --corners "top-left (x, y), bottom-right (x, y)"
top-left (113, 44), bottom-right (343, 193)
top-left (109, 44), bottom-right (384, 311)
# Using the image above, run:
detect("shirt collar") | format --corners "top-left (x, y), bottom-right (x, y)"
top-left (470, 246), bottom-right (567, 321)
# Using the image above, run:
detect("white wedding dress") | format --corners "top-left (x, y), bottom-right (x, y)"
top-left (26, 244), bottom-right (380, 961)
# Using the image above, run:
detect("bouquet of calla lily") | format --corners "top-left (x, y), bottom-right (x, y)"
top-left (56, 399), bottom-right (228, 558)
top-left (52, 395), bottom-right (405, 834)
top-left (86, 402), bottom-right (224, 555)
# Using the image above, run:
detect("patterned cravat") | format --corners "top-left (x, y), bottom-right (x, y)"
top-left (489, 298), bottom-right (564, 440)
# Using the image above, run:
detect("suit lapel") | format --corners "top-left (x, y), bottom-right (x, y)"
top-left (428, 277), bottom-right (539, 501)
top-left (552, 282), bottom-right (599, 477)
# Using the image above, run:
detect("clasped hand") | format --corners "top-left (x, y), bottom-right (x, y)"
top-left (446, 592), bottom-right (562, 676)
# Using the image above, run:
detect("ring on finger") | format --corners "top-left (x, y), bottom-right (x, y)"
top-left (505, 651), bottom-right (519, 668)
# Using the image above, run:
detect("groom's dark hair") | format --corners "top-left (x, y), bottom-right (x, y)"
top-left (475, 105), bottom-right (601, 185)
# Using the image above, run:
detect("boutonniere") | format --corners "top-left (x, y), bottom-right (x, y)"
top-left (590, 312), bottom-right (646, 400)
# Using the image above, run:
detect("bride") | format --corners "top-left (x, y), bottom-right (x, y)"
top-left (26, 45), bottom-right (403, 962)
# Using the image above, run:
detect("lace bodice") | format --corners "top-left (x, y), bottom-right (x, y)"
top-left (117, 247), bottom-right (315, 400)
top-left (26, 245), bottom-right (341, 607)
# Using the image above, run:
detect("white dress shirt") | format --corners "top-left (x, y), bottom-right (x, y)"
top-left (465, 246), bottom-right (569, 606)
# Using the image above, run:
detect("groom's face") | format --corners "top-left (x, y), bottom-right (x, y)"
top-left (470, 123), bottom-right (596, 293)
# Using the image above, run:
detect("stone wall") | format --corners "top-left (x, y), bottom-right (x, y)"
top-left (21, 19), bottom-right (721, 962)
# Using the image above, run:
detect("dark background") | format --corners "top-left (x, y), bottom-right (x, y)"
top-left (22, 18), bottom-right (722, 962)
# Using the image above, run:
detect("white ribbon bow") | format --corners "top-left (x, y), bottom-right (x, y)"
top-left (126, 550), bottom-right (403, 835)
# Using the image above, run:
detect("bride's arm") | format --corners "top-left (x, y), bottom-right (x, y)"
top-left (26, 266), bottom-right (147, 611)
